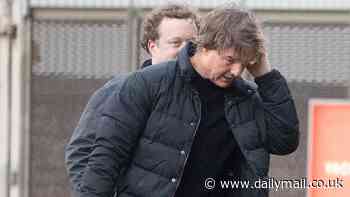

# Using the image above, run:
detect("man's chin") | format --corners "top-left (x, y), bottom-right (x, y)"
top-left (211, 80), bottom-right (232, 88)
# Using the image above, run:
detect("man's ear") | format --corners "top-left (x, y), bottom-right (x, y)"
top-left (147, 40), bottom-right (157, 56)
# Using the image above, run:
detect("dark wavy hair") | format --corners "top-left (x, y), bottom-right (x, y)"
top-left (195, 5), bottom-right (266, 65)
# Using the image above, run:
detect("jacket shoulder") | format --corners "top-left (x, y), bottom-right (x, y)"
top-left (85, 74), bottom-right (129, 111)
top-left (137, 60), bottom-right (177, 84)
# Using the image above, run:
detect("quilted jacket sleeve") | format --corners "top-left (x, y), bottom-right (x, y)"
top-left (255, 69), bottom-right (300, 155)
top-left (77, 72), bottom-right (153, 197)
top-left (64, 75), bottom-right (128, 193)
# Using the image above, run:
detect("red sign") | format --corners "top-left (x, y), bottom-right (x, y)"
top-left (308, 99), bottom-right (350, 197)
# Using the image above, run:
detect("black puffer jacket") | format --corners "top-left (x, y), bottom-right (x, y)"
top-left (78, 43), bottom-right (299, 197)
top-left (65, 60), bottom-right (152, 195)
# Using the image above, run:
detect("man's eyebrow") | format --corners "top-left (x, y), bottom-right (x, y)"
top-left (168, 37), bottom-right (182, 41)
top-left (168, 37), bottom-right (194, 41)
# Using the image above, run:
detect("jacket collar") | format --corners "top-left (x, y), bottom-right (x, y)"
top-left (177, 42), bottom-right (257, 97)
top-left (178, 42), bottom-right (198, 82)
top-left (141, 59), bottom-right (152, 68)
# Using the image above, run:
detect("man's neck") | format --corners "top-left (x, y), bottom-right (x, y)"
top-left (190, 52), bottom-right (206, 80)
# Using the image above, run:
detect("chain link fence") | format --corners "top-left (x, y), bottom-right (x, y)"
top-left (32, 19), bottom-right (131, 79)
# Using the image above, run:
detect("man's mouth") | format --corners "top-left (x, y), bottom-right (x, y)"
top-left (222, 75), bottom-right (235, 81)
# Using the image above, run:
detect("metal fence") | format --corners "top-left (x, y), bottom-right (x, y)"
top-left (32, 19), bottom-right (131, 78)
top-left (31, 18), bottom-right (350, 83)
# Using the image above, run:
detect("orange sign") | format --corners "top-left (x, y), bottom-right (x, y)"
top-left (308, 99), bottom-right (350, 197)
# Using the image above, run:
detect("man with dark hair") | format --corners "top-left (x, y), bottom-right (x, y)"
top-left (78, 5), bottom-right (299, 197)
top-left (64, 4), bottom-right (198, 197)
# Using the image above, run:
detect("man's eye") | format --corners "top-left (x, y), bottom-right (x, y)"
top-left (169, 41), bottom-right (182, 47)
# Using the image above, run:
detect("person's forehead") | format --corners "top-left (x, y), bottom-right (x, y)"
top-left (218, 47), bottom-right (257, 63)
top-left (157, 17), bottom-right (196, 40)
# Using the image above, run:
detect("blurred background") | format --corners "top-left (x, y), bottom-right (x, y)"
top-left (0, 0), bottom-right (349, 197)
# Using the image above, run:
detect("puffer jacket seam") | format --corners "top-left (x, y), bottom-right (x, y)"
top-left (140, 136), bottom-right (180, 152)
top-left (131, 162), bottom-right (172, 180)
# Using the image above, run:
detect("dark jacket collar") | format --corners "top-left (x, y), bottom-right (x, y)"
top-left (177, 42), bottom-right (198, 82)
top-left (141, 59), bottom-right (152, 68)
top-left (177, 42), bottom-right (257, 97)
